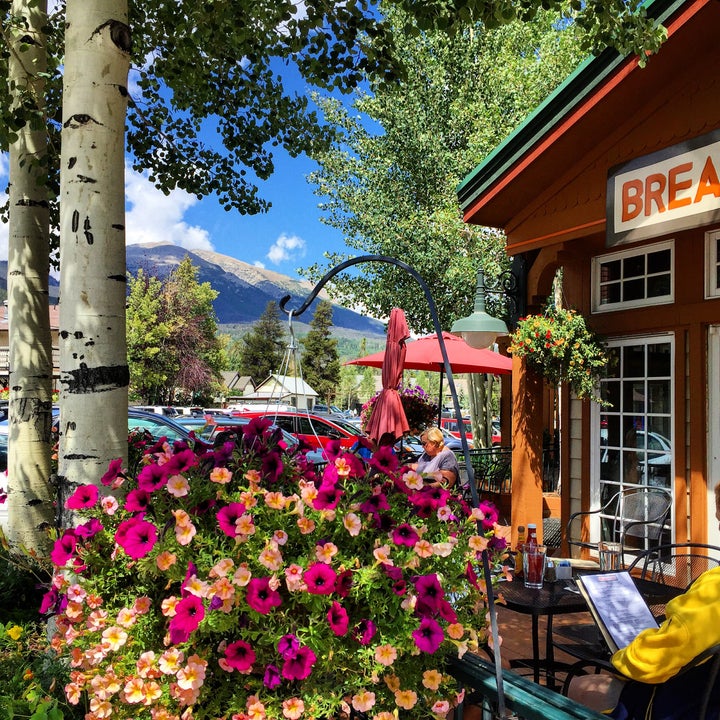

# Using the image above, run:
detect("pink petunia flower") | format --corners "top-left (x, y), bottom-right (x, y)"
top-left (100, 457), bottom-right (124, 487)
top-left (281, 645), bottom-right (316, 681)
top-left (263, 663), bottom-right (281, 689)
top-left (312, 480), bottom-right (344, 510)
top-left (327, 601), bottom-right (349, 636)
top-left (168, 595), bottom-right (205, 644)
top-left (65, 483), bottom-right (99, 510)
top-left (74, 518), bottom-right (103, 538)
top-left (353, 619), bottom-right (377, 646)
top-left (413, 573), bottom-right (445, 616)
top-left (391, 523), bottom-right (419, 547)
top-left (124, 488), bottom-right (152, 514)
top-left (116, 518), bottom-right (158, 560)
top-left (50, 530), bottom-right (77, 565)
top-left (412, 617), bottom-right (444, 654)
top-left (303, 562), bottom-right (337, 595)
top-left (245, 577), bottom-right (282, 614)
top-left (216, 502), bottom-right (247, 538)
top-left (224, 639), bottom-right (256, 672)
top-left (277, 633), bottom-right (300, 659)
top-left (136, 462), bottom-right (168, 492)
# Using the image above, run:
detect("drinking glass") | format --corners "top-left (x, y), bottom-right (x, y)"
top-left (523, 544), bottom-right (547, 589)
top-left (598, 541), bottom-right (622, 571)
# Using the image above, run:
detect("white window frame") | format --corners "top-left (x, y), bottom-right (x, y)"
top-left (704, 229), bottom-right (720, 299)
top-left (591, 240), bottom-right (674, 313)
top-left (591, 333), bottom-right (675, 551)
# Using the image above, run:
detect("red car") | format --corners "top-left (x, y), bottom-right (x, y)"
top-left (441, 417), bottom-right (502, 446)
top-left (239, 411), bottom-right (365, 451)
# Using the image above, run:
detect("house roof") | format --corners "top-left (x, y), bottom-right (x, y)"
top-left (457, 0), bottom-right (704, 230)
top-left (252, 374), bottom-right (318, 398)
top-left (220, 372), bottom-right (254, 391)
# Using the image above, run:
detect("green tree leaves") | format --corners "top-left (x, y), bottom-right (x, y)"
top-left (300, 300), bottom-right (341, 405)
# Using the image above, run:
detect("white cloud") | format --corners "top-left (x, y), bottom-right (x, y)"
top-left (0, 155), bottom-right (8, 261)
top-left (253, 260), bottom-right (266, 269)
top-left (125, 166), bottom-right (214, 251)
top-left (266, 233), bottom-right (306, 265)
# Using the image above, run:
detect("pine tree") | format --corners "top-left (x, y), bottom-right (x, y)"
top-left (236, 302), bottom-right (287, 385)
top-left (300, 301), bottom-right (340, 405)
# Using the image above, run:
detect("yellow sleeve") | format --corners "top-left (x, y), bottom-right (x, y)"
top-left (611, 568), bottom-right (720, 684)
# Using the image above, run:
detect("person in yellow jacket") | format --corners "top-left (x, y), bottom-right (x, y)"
top-left (569, 483), bottom-right (720, 718)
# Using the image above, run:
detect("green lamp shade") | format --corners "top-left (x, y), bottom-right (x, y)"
top-left (451, 270), bottom-right (510, 349)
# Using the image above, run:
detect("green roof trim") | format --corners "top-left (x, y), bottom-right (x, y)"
top-left (457, 0), bottom-right (689, 214)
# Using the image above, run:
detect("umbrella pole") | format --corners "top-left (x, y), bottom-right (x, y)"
top-left (437, 370), bottom-right (444, 425)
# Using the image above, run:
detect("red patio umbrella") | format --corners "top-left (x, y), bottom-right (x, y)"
top-left (347, 331), bottom-right (512, 421)
top-left (365, 307), bottom-right (411, 445)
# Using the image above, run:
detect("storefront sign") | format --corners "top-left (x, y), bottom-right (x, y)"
top-left (607, 129), bottom-right (720, 246)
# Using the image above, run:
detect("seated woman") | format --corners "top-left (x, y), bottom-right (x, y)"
top-left (411, 426), bottom-right (459, 487)
top-left (568, 482), bottom-right (720, 719)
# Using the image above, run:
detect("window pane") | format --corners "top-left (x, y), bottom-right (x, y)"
top-left (647, 274), bottom-right (671, 298)
top-left (623, 255), bottom-right (645, 278)
top-left (602, 380), bottom-right (620, 409)
top-left (601, 259), bottom-right (622, 281)
top-left (623, 345), bottom-right (645, 377)
top-left (606, 347), bottom-right (621, 379)
top-left (606, 415), bottom-right (621, 447)
top-left (600, 283), bottom-right (621, 305)
top-left (647, 380), bottom-right (670, 413)
top-left (623, 278), bottom-right (645, 301)
top-left (647, 342), bottom-right (671, 376)
top-left (623, 381), bottom-right (645, 412)
top-left (647, 249), bottom-right (671, 273)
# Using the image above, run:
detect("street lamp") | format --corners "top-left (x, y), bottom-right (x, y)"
top-left (279, 254), bottom-right (507, 713)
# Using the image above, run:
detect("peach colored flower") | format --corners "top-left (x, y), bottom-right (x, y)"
top-left (184, 575), bottom-right (209, 598)
top-left (232, 564), bottom-right (252, 586)
top-left (244, 469), bottom-right (261, 485)
top-left (166, 474), bottom-right (190, 497)
top-left (86, 609), bottom-right (108, 632)
top-left (437, 505), bottom-right (453, 521)
top-left (422, 668), bottom-right (443, 691)
top-left (374, 644), bottom-right (397, 666)
top-left (351, 690), bottom-right (376, 712)
top-left (468, 535), bottom-right (489, 552)
top-left (89, 697), bottom-right (112, 718)
top-left (285, 564), bottom-right (306, 591)
top-left (236, 514), bottom-right (256, 535)
top-left (401, 470), bottom-right (424, 490)
top-left (157, 551), bottom-right (178, 571)
top-left (159, 648), bottom-right (184, 675)
top-left (334, 456), bottom-right (352, 477)
top-left (343, 512), bottom-right (362, 536)
top-left (316, 542), bottom-right (338, 563)
top-left (172, 509), bottom-right (192, 527)
top-left (265, 491), bottom-right (286, 509)
top-left (282, 697), bottom-right (304, 719)
top-left (65, 601), bottom-right (84, 621)
top-left (446, 623), bottom-right (465, 640)
top-left (373, 713), bottom-right (395, 720)
top-left (297, 517), bottom-right (316, 534)
top-left (394, 689), bottom-right (418, 710)
top-left (136, 651), bottom-right (158, 678)
top-left (431, 700), bottom-right (451, 715)
top-left (67, 583), bottom-right (87, 603)
top-left (101, 496), bottom-right (119, 515)
top-left (175, 521), bottom-right (197, 546)
top-left (101, 626), bottom-right (128, 651)
top-left (414, 539), bottom-right (433, 558)
top-left (209, 576), bottom-right (236, 601)
top-left (298, 480), bottom-right (318, 504)
top-left (384, 674), bottom-right (400, 692)
top-left (143, 680), bottom-right (162, 704)
top-left (259, 543), bottom-right (283, 571)
top-left (116, 607), bottom-right (136, 628)
top-left (65, 681), bottom-right (82, 705)
top-left (273, 529), bottom-right (289, 545)
top-left (432, 539), bottom-right (456, 557)
top-left (210, 558), bottom-right (235, 577)
top-left (246, 696), bottom-right (267, 720)
top-left (210, 467), bottom-right (232, 484)
top-left (177, 660), bottom-right (206, 691)
top-left (123, 677), bottom-right (145, 704)
top-left (161, 596), bottom-right (180, 617)
top-left (239, 490), bottom-right (258, 508)
top-left (373, 544), bottom-right (392, 564)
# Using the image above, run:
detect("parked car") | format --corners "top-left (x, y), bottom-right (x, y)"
top-left (133, 405), bottom-right (181, 418)
top-left (312, 404), bottom-right (354, 419)
top-left (239, 410), bottom-right (365, 451)
top-left (440, 417), bottom-right (501, 446)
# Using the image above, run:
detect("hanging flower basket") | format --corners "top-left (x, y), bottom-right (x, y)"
top-left (45, 419), bottom-right (508, 720)
top-left (508, 305), bottom-right (609, 403)
top-left (361, 385), bottom-right (438, 435)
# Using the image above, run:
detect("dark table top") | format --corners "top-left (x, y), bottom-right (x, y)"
top-left (496, 578), bottom-right (588, 616)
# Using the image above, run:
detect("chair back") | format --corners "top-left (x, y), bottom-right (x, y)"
top-left (616, 487), bottom-right (672, 551)
top-left (628, 542), bottom-right (720, 590)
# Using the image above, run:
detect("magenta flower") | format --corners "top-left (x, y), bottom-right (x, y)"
top-left (245, 577), bottom-right (282, 614)
top-left (124, 488), bottom-right (152, 514)
top-left (169, 595), bottom-right (205, 644)
top-left (277, 633), bottom-right (300, 659)
top-left (116, 518), bottom-right (157, 559)
top-left (216, 502), bottom-right (246, 538)
top-left (74, 518), bottom-right (103, 538)
top-left (359, 492), bottom-right (390, 515)
top-left (313, 480), bottom-right (344, 510)
top-left (263, 664), bottom-right (281, 689)
top-left (65, 483), bottom-right (99, 510)
top-left (100, 458), bottom-right (124, 486)
top-left (327, 601), bottom-right (349, 636)
top-left (392, 523), bottom-right (419, 547)
top-left (334, 569), bottom-right (353, 598)
top-left (304, 562), bottom-right (337, 595)
top-left (281, 645), bottom-right (316, 681)
top-left (164, 448), bottom-right (198, 476)
top-left (39, 587), bottom-right (59, 615)
top-left (439, 599), bottom-right (458, 624)
top-left (489, 534), bottom-right (508, 551)
top-left (136, 462), bottom-right (168, 492)
top-left (224, 639), bottom-right (256, 672)
top-left (368, 445), bottom-right (399, 475)
top-left (50, 530), bottom-right (77, 565)
top-left (261, 452), bottom-right (284, 483)
top-left (353, 619), bottom-right (377, 645)
top-left (412, 617), bottom-right (444, 654)
top-left (477, 500), bottom-right (499, 530)
top-left (414, 573), bottom-right (445, 616)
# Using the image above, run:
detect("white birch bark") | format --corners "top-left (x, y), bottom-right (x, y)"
top-left (6, 0), bottom-right (55, 552)
top-left (58, 0), bottom-right (130, 507)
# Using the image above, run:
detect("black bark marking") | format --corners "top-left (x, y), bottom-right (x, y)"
top-left (109, 21), bottom-right (132, 53)
top-left (28, 498), bottom-right (43, 506)
top-left (74, 331), bottom-right (84, 339)
top-left (63, 114), bottom-right (102, 129)
top-left (68, 157), bottom-right (77, 169)
top-left (84, 217), bottom-right (94, 244)
top-left (111, 224), bottom-right (125, 230)
top-left (64, 363), bottom-right (129, 394)
top-left (107, 274), bottom-right (126, 282)
top-left (65, 454), bottom-right (99, 460)
top-left (85, 340), bottom-right (95, 347)
top-left (118, 85), bottom-right (128, 97)
top-left (16, 198), bottom-right (49, 208)
top-left (77, 175), bottom-right (97, 184)
top-left (71, 210), bottom-right (79, 233)
top-left (60, 330), bottom-right (69, 339)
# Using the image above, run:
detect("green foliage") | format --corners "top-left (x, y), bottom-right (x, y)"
top-left (303, 8), bottom-right (587, 331)
top-left (300, 300), bottom-right (341, 405)
top-left (232, 301), bottom-right (288, 385)
top-left (508, 304), bottom-right (609, 403)
top-left (127, 257), bottom-right (226, 404)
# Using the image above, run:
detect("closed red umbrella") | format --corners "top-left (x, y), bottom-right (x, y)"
top-left (365, 308), bottom-right (411, 445)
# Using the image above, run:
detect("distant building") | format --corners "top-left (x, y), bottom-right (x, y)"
top-left (242, 374), bottom-right (318, 411)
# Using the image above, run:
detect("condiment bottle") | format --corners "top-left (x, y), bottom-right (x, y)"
top-left (526, 523), bottom-right (538, 547)
top-left (514, 525), bottom-right (526, 574)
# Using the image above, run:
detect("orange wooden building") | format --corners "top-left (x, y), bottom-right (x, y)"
top-left (457, 0), bottom-right (720, 551)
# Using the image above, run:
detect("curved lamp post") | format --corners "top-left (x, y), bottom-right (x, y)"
top-left (279, 254), bottom-right (507, 715)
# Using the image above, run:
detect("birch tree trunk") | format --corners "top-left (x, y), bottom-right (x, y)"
top-left (58, 0), bottom-right (130, 509)
top-left (6, 0), bottom-right (55, 553)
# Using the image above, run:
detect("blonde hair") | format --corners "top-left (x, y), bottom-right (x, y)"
top-left (421, 426), bottom-right (444, 447)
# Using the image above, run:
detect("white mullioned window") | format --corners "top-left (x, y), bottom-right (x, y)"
top-left (704, 228), bottom-right (720, 298)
